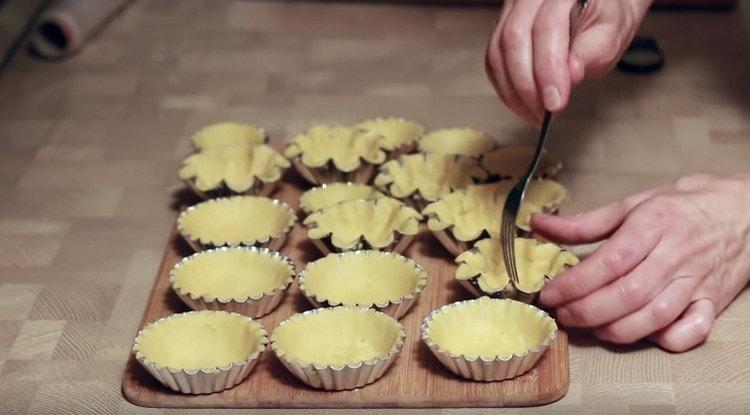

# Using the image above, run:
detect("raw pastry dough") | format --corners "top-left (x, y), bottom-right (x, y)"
top-left (134, 310), bottom-right (266, 371)
top-left (300, 250), bottom-right (426, 307)
top-left (419, 128), bottom-right (497, 158)
top-left (178, 196), bottom-right (296, 247)
top-left (192, 122), bottom-right (266, 150)
top-left (284, 125), bottom-right (386, 172)
top-left (299, 183), bottom-right (384, 214)
top-left (171, 248), bottom-right (294, 301)
top-left (178, 144), bottom-right (290, 193)
top-left (424, 180), bottom-right (567, 240)
top-left (423, 297), bottom-right (556, 360)
top-left (272, 307), bottom-right (403, 367)
top-left (455, 238), bottom-right (579, 295)
top-left (374, 153), bottom-right (488, 202)
top-left (354, 117), bottom-right (424, 151)
top-left (304, 197), bottom-right (422, 250)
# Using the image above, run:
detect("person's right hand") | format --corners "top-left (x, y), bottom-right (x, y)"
top-left (485, 0), bottom-right (653, 125)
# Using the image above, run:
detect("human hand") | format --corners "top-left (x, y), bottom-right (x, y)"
top-left (485, 0), bottom-right (653, 125)
top-left (533, 173), bottom-right (750, 352)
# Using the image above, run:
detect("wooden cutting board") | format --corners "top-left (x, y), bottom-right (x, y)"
top-left (121, 177), bottom-right (569, 409)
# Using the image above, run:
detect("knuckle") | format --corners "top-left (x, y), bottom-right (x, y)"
top-left (599, 247), bottom-right (633, 276)
top-left (650, 300), bottom-right (676, 326)
top-left (501, 24), bottom-right (525, 47)
top-left (618, 278), bottom-right (648, 306)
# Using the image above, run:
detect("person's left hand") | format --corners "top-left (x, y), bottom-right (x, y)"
top-left (533, 173), bottom-right (750, 352)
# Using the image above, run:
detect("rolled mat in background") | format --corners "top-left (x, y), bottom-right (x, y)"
top-left (29, 0), bottom-right (131, 59)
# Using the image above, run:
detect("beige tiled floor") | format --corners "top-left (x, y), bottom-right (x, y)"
top-left (0, 0), bottom-right (749, 414)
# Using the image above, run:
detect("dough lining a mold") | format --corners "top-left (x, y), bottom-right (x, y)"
top-left (456, 238), bottom-right (579, 294)
top-left (299, 183), bottom-right (384, 214)
top-left (179, 197), bottom-right (294, 246)
top-left (418, 128), bottom-right (497, 158)
top-left (192, 122), bottom-right (266, 150)
top-left (425, 298), bottom-right (555, 360)
top-left (178, 144), bottom-right (290, 193)
top-left (172, 249), bottom-right (293, 300)
top-left (302, 251), bottom-right (423, 306)
top-left (424, 180), bottom-right (567, 239)
top-left (273, 307), bottom-right (402, 367)
top-left (284, 125), bottom-right (386, 172)
top-left (135, 311), bottom-right (265, 371)
top-left (374, 153), bottom-right (488, 201)
top-left (354, 118), bottom-right (424, 151)
top-left (304, 198), bottom-right (422, 249)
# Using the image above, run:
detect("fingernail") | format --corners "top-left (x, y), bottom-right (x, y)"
top-left (541, 288), bottom-right (561, 306)
top-left (543, 86), bottom-right (562, 111)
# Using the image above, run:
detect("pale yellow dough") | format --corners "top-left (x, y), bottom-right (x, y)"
top-left (284, 125), bottom-right (386, 172)
top-left (423, 180), bottom-right (567, 240)
top-left (272, 307), bottom-right (403, 367)
top-left (299, 183), bottom-right (384, 214)
top-left (178, 144), bottom-right (290, 193)
top-left (172, 248), bottom-right (294, 301)
top-left (301, 251), bottom-right (425, 306)
top-left (354, 118), bottom-right (424, 151)
top-left (374, 153), bottom-right (488, 201)
top-left (135, 310), bottom-right (266, 371)
top-left (481, 146), bottom-right (562, 178)
top-left (418, 128), bottom-right (497, 158)
top-left (304, 197), bottom-right (422, 250)
top-left (425, 297), bottom-right (556, 360)
top-left (178, 196), bottom-right (295, 247)
top-left (192, 122), bottom-right (266, 150)
top-left (455, 238), bottom-right (579, 295)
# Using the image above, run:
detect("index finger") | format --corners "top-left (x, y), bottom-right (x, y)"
top-left (540, 208), bottom-right (664, 307)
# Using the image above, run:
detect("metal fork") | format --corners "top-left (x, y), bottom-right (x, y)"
top-left (499, 0), bottom-right (588, 286)
top-left (500, 111), bottom-right (553, 287)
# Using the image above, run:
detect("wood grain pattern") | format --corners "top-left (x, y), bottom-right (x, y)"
top-left (121, 179), bottom-right (569, 409)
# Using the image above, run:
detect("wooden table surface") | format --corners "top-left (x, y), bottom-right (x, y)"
top-left (1, 1), bottom-right (749, 414)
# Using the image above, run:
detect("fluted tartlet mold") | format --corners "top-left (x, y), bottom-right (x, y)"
top-left (177, 196), bottom-right (296, 252)
top-left (284, 124), bottom-right (387, 185)
top-left (374, 153), bottom-right (488, 210)
top-left (455, 238), bottom-right (579, 303)
top-left (271, 306), bottom-right (405, 390)
top-left (303, 197), bottom-right (422, 254)
top-left (418, 127), bottom-right (497, 158)
top-left (354, 117), bottom-right (424, 158)
top-left (421, 297), bottom-right (556, 381)
top-left (132, 310), bottom-right (268, 394)
top-left (423, 181), bottom-right (567, 255)
top-left (179, 144), bottom-right (290, 199)
top-left (298, 182), bottom-right (385, 216)
top-left (169, 246), bottom-right (295, 318)
top-left (191, 122), bottom-right (267, 150)
top-left (298, 250), bottom-right (427, 319)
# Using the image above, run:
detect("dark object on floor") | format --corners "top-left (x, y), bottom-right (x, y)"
top-left (29, 0), bottom-right (131, 59)
top-left (617, 36), bottom-right (665, 74)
